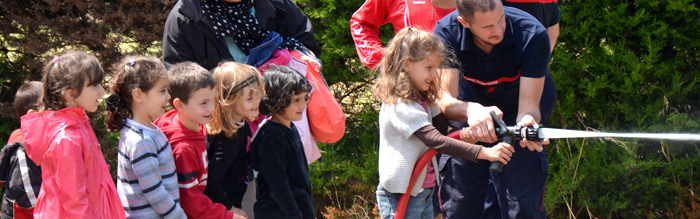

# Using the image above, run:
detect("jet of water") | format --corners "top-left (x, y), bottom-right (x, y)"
top-left (537, 128), bottom-right (700, 141)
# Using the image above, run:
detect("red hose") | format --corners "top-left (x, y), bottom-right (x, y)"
top-left (395, 131), bottom-right (460, 219)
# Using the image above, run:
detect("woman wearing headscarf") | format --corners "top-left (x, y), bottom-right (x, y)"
top-left (162, 0), bottom-right (321, 70)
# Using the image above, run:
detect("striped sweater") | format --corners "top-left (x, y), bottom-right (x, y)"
top-left (117, 119), bottom-right (186, 219)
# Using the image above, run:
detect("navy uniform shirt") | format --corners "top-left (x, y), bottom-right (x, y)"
top-left (434, 7), bottom-right (554, 125)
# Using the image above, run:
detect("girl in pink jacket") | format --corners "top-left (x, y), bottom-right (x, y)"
top-left (20, 51), bottom-right (126, 219)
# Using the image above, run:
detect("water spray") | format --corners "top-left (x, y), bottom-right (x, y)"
top-left (487, 111), bottom-right (700, 172)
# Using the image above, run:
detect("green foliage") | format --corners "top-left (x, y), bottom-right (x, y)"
top-left (300, 0), bottom-right (700, 217)
top-left (552, 0), bottom-right (700, 129)
top-left (0, 50), bottom-right (39, 103)
top-left (547, 0), bottom-right (700, 217)
top-left (296, 0), bottom-right (374, 84)
top-left (309, 106), bottom-right (381, 217)
top-left (0, 0), bottom-right (172, 75)
top-left (296, 0), bottom-right (388, 216)
top-left (0, 117), bottom-right (17, 145)
top-left (1, 0), bottom-right (699, 217)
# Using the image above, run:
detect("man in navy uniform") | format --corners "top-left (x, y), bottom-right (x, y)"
top-left (433, 0), bottom-right (556, 217)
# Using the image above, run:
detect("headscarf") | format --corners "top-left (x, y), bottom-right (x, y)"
top-left (201, 0), bottom-right (304, 54)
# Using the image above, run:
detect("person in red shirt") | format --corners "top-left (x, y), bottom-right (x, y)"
top-left (350, 0), bottom-right (455, 69)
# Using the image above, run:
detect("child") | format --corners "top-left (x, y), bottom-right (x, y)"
top-left (250, 64), bottom-right (315, 219)
top-left (0, 81), bottom-right (43, 219)
top-left (6, 81), bottom-right (42, 144)
top-left (154, 62), bottom-right (247, 219)
top-left (105, 56), bottom-right (186, 218)
top-left (205, 62), bottom-right (264, 210)
top-left (372, 28), bottom-right (515, 219)
top-left (20, 51), bottom-right (126, 218)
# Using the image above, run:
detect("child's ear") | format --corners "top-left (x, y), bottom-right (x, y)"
top-left (27, 109), bottom-right (36, 114)
top-left (63, 89), bottom-right (77, 107)
top-left (172, 98), bottom-right (183, 110)
top-left (131, 88), bottom-right (145, 104)
top-left (401, 60), bottom-right (411, 73)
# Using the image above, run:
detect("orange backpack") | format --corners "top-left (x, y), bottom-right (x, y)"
top-left (290, 50), bottom-right (346, 143)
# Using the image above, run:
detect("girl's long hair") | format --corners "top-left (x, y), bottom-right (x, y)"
top-left (208, 62), bottom-right (265, 138)
top-left (104, 56), bottom-right (167, 132)
top-left (38, 51), bottom-right (104, 112)
top-left (373, 27), bottom-right (451, 105)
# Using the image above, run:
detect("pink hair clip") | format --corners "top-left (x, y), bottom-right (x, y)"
top-left (51, 56), bottom-right (60, 62)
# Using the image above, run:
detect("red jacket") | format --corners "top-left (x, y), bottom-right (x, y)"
top-left (350, 0), bottom-right (454, 68)
top-left (20, 107), bottom-right (125, 219)
top-left (6, 129), bottom-right (23, 145)
top-left (154, 110), bottom-right (234, 219)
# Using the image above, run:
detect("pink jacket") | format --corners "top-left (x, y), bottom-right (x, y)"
top-left (350, 0), bottom-right (454, 68)
top-left (21, 107), bottom-right (126, 219)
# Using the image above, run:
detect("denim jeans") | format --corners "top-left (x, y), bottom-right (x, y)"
top-left (376, 184), bottom-right (434, 219)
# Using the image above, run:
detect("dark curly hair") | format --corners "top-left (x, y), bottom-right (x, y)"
top-left (259, 64), bottom-right (312, 116)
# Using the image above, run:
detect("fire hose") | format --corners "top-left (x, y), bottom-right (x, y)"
top-left (395, 111), bottom-right (700, 218)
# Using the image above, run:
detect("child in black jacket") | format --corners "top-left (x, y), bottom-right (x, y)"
top-left (251, 65), bottom-right (314, 219)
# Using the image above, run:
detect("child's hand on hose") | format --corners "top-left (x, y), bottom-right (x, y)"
top-left (230, 207), bottom-right (248, 219)
top-left (477, 143), bottom-right (515, 164)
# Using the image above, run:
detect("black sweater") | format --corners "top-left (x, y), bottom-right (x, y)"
top-left (204, 122), bottom-right (252, 209)
top-left (0, 142), bottom-right (42, 218)
top-left (250, 121), bottom-right (314, 219)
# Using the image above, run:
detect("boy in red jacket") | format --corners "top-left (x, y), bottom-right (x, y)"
top-left (1, 81), bottom-right (43, 219)
top-left (155, 62), bottom-right (247, 219)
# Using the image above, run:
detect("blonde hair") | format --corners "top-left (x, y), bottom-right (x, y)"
top-left (373, 27), bottom-right (449, 105)
top-left (208, 62), bottom-right (265, 138)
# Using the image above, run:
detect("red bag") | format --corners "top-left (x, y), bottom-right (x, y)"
top-left (290, 50), bottom-right (346, 143)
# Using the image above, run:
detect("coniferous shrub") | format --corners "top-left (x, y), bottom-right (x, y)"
top-left (2, 0), bottom-right (700, 217)
top-left (547, 0), bottom-right (700, 217)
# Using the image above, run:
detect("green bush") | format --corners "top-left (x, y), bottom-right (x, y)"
top-left (2, 0), bottom-right (700, 217)
top-left (297, 0), bottom-right (389, 216)
top-left (546, 0), bottom-right (700, 217)
top-left (304, 0), bottom-right (700, 217)
top-left (309, 105), bottom-right (381, 218)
